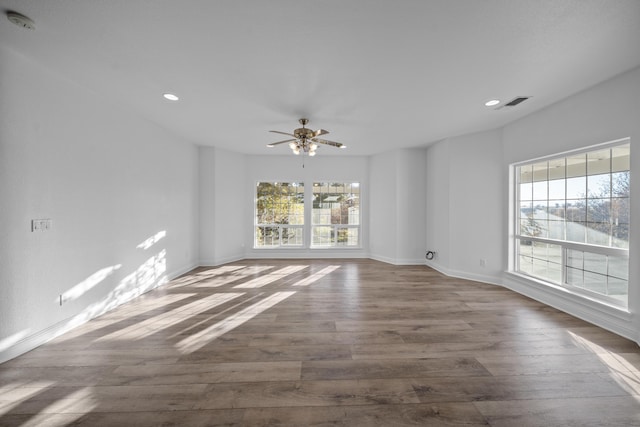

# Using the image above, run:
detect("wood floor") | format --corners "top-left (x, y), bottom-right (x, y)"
top-left (1, 259), bottom-right (640, 426)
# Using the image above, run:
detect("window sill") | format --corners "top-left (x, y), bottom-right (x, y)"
top-left (505, 270), bottom-right (631, 318)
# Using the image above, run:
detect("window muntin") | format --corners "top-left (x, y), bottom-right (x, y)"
top-left (255, 182), bottom-right (304, 247)
top-left (311, 182), bottom-right (360, 247)
top-left (514, 141), bottom-right (630, 307)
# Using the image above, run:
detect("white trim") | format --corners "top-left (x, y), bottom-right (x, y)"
top-left (425, 261), bottom-right (504, 287)
top-left (503, 272), bottom-right (636, 343)
top-left (199, 254), bottom-right (245, 267)
top-left (510, 137), bottom-right (630, 167)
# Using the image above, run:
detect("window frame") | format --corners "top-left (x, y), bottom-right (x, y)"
top-left (254, 181), bottom-right (362, 250)
top-left (510, 138), bottom-right (630, 309)
top-left (254, 182), bottom-right (305, 249)
top-left (311, 182), bottom-right (361, 248)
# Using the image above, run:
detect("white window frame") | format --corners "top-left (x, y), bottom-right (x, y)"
top-left (311, 182), bottom-right (361, 248)
top-left (254, 182), bottom-right (305, 249)
top-left (510, 138), bottom-right (630, 309)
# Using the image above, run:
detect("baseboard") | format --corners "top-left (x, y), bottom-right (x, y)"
top-left (425, 261), bottom-right (503, 286)
top-left (369, 254), bottom-right (426, 266)
top-left (199, 254), bottom-right (245, 267)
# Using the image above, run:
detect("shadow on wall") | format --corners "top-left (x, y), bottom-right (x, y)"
top-left (0, 230), bottom-right (169, 361)
top-left (58, 231), bottom-right (170, 336)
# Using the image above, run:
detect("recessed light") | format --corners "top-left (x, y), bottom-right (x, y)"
top-left (485, 99), bottom-right (500, 107)
top-left (163, 93), bottom-right (179, 101)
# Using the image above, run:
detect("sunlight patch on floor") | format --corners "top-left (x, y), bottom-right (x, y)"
top-left (569, 331), bottom-right (640, 399)
top-left (292, 265), bottom-right (341, 286)
top-left (176, 291), bottom-right (296, 354)
top-left (96, 293), bottom-right (245, 341)
top-left (233, 265), bottom-right (307, 289)
top-left (0, 382), bottom-right (56, 416)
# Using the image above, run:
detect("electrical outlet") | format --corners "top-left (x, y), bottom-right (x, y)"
top-left (480, 259), bottom-right (487, 267)
top-left (31, 219), bottom-right (52, 232)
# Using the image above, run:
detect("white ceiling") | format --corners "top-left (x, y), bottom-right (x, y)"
top-left (1, 0), bottom-right (639, 156)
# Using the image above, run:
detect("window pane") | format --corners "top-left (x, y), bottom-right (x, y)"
top-left (520, 182), bottom-right (533, 201)
top-left (566, 176), bottom-right (586, 199)
top-left (612, 171), bottom-right (630, 197)
top-left (312, 226), bottom-right (333, 246)
top-left (612, 146), bottom-right (630, 172)
top-left (582, 271), bottom-right (608, 294)
top-left (548, 179), bottom-right (565, 200)
top-left (587, 174), bottom-right (610, 198)
top-left (548, 220), bottom-right (565, 239)
top-left (532, 181), bottom-right (547, 200)
top-left (282, 227), bottom-right (303, 246)
top-left (566, 154), bottom-right (586, 178)
top-left (520, 164), bottom-right (533, 183)
top-left (583, 252), bottom-right (607, 275)
top-left (312, 182), bottom-right (360, 247)
top-left (587, 149), bottom-right (611, 175)
top-left (566, 221), bottom-right (586, 243)
top-left (548, 158), bottom-right (565, 180)
top-left (532, 162), bottom-right (548, 182)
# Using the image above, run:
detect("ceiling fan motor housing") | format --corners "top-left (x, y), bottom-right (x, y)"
top-left (294, 128), bottom-right (315, 140)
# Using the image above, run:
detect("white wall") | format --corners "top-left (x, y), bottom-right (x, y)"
top-left (199, 146), bottom-right (246, 265)
top-left (369, 151), bottom-right (398, 262)
top-left (0, 46), bottom-right (199, 363)
top-left (425, 140), bottom-right (450, 270)
top-left (501, 66), bottom-right (640, 342)
top-left (425, 130), bottom-right (504, 284)
top-left (244, 154), bottom-right (369, 259)
top-left (370, 148), bottom-right (428, 265)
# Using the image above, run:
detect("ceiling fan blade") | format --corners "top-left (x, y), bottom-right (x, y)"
top-left (312, 138), bottom-right (344, 148)
top-left (269, 130), bottom-right (296, 138)
top-left (267, 139), bottom-right (296, 147)
top-left (314, 129), bottom-right (329, 137)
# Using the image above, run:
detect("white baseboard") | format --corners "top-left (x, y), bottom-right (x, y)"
top-left (369, 254), bottom-right (427, 266)
top-left (199, 254), bottom-right (245, 267)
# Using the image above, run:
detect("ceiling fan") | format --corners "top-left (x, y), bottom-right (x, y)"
top-left (267, 118), bottom-right (346, 156)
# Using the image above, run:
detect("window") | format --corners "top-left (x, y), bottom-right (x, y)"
top-left (513, 140), bottom-right (630, 308)
top-left (312, 182), bottom-right (360, 247)
top-left (255, 182), bottom-right (304, 247)
top-left (254, 181), bottom-right (361, 249)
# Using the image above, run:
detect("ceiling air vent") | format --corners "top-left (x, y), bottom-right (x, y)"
top-left (494, 96), bottom-right (531, 110)
top-left (505, 96), bottom-right (530, 106)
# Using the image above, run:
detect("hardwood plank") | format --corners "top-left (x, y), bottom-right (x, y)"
top-left (1, 259), bottom-right (639, 426)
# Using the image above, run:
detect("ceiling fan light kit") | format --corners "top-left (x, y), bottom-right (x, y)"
top-left (267, 118), bottom-right (345, 157)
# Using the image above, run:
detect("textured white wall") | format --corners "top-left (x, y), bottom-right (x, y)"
top-left (0, 47), bottom-right (199, 362)
top-left (425, 140), bottom-right (450, 271)
top-left (369, 149), bottom-right (427, 265)
top-left (425, 131), bottom-right (504, 284)
top-left (447, 130), bottom-right (504, 282)
top-left (212, 147), bottom-right (246, 264)
top-left (369, 151), bottom-right (398, 263)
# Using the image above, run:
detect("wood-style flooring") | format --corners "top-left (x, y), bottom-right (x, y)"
top-left (1, 259), bottom-right (640, 426)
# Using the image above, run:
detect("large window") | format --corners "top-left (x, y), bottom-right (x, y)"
top-left (312, 182), bottom-right (360, 247)
top-left (255, 181), bottom-right (361, 248)
top-left (513, 140), bottom-right (630, 308)
top-left (255, 182), bottom-right (304, 247)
